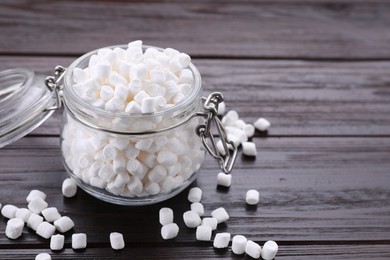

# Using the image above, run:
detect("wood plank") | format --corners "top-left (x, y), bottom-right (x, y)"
top-left (0, 136), bottom-right (389, 246)
top-left (1, 56), bottom-right (390, 136)
top-left (0, 1), bottom-right (390, 58)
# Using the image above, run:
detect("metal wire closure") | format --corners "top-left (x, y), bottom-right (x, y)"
top-left (45, 65), bottom-right (65, 111)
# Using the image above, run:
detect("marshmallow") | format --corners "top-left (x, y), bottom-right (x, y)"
top-left (125, 100), bottom-right (142, 113)
top-left (1, 204), bottom-right (18, 219)
top-left (246, 189), bottom-right (260, 205)
top-left (72, 233), bottom-right (87, 249)
top-left (213, 232), bottom-right (231, 248)
top-left (201, 217), bottom-right (218, 230)
top-left (36, 222), bottom-right (56, 239)
top-left (148, 165), bottom-right (167, 183)
top-left (110, 232), bottom-right (125, 250)
top-left (183, 210), bottom-right (202, 228)
top-left (177, 53), bottom-right (191, 68)
top-left (254, 118), bottom-right (271, 131)
top-left (243, 124), bottom-right (255, 138)
top-left (196, 225), bottom-right (212, 241)
top-left (161, 223), bottom-right (179, 240)
top-left (245, 240), bottom-right (262, 259)
top-left (127, 176), bottom-right (143, 195)
top-left (26, 190), bottom-right (47, 202)
top-left (62, 178), bottom-right (78, 198)
top-left (217, 101), bottom-right (226, 116)
top-left (35, 253), bottom-right (51, 260)
top-left (157, 150), bottom-right (177, 166)
top-left (188, 187), bottom-right (202, 203)
top-left (73, 67), bottom-right (88, 83)
top-left (41, 207), bottom-right (61, 223)
top-left (222, 110), bottom-right (239, 126)
top-left (261, 240), bottom-right (278, 260)
top-left (242, 142), bottom-right (257, 156)
top-left (28, 197), bottom-right (48, 214)
top-left (54, 216), bottom-right (75, 233)
top-left (50, 234), bottom-right (65, 251)
top-left (145, 181), bottom-right (160, 195)
top-left (179, 69), bottom-right (194, 84)
top-left (141, 97), bottom-right (157, 113)
top-left (27, 213), bottom-right (44, 231)
top-left (113, 172), bottom-right (131, 188)
top-left (159, 207), bottom-right (174, 225)
top-left (5, 218), bottom-right (24, 239)
top-left (100, 85), bottom-right (114, 101)
top-left (105, 97), bottom-right (125, 112)
top-left (190, 202), bottom-right (204, 217)
top-left (211, 207), bottom-right (229, 224)
top-left (15, 208), bottom-right (32, 223)
top-left (217, 172), bottom-right (232, 187)
top-left (232, 235), bottom-right (248, 255)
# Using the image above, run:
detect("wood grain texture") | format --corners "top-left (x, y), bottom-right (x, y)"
top-left (0, 1), bottom-right (390, 58)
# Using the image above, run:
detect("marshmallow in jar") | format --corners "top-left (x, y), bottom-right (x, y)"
top-left (59, 41), bottom-right (230, 205)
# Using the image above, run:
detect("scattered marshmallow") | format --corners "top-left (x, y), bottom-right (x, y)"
top-left (28, 197), bottom-right (48, 214)
top-left (26, 190), bottom-right (47, 203)
top-left (232, 235), bottom-right (248, 255)
top-left (36, 222), bottom-right (56, 239)
top-left (1, 204), bottom-right (18, 219)
top-left (5, 218), bottom-right (24, 239)
top-left (27, 213), bottom-right (44, 231)
top-left (50, 234), bottom-right (65, 251)
top-left (161, 223), bottom-right (179, 240)
top-left (183, 210), bottom-right (202, 228)
top-left (62, 178), bottom-right (78, 198)
top-left (254, 117), bottom-right (271, 132)
top-left (42, 207), bottom-right (61, 223)
top-left (196, 225), bottom-right (212, 241)
top-left (159, 207), bottom-right (174, 225)
top-left (35, 253), bottom-right (51, 260)
top-left (217, 101), bottom-right (226, 116)
top-left (201, 217), bottom-right (218, 231)
top-left (246, 189), bottom-right (260, 205)
top-left (54, 216), bottom-right (75, 233)
top-left (213, 232), bottom-right (231, 248)
top-left (261, 240), bottom-right (278, 260)
top-left (211, 207), bottom-right (229, 224)
top-left (110, 232), bottom-right (125, 250)
top-left (190, 202), bottom-right (204, 217)
top-left (15, 208), bottom-right (32, 223)
top-left (72, 233), bottom-right (87, 249)
top-left (245, 240), bottom-right (262, 259)
top-left (216, 172), bottom-right (232, 187)
top-left (242, 142), bottom-right (257, 157)
top-left (188, 187), bottom-right (202, 203)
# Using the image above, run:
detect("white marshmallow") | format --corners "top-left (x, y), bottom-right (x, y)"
top-left (54, 216), bottom-right (75, 233)
top-left (160, 176), bottom-right (175, 192)
top-left (201, 217), bottom-right (218, 231)
top-left (217, 172), bottom-right (232, 187)
top-left (113, 173), bottom-right (130, 188)
top-left (1, 204), bottom-right (18, 219)
top-left (98, 164), bottom-right (115, 181)
top-left (196, 225), bottom-right (212, 241)
top-left (177, 53), bottom-right (191, 68)
top-left (142, 97), bottom-right (157, 113)
top-left (127, 159), bottom-right (146, 179)
top-left (105, 97), bottom-right (125, 112)
top-left (245, 240), bottom-right (262, 259)
top-left (26, 190), bottom-right (47, 203)
top-left (222, 110), bottom-right (239, 126)
top-left (5, 218), bottom-right (24, 239)
top-left (164, 47), bottom-right (180, 57)
top-left (90, 177), bottom-right (107, 189)
top-left (146, 83), bottom-right (166, 97)
top-left (72, 233), bottom-right (87, 249)
top-left (242, 142), bottom-right (257, 157)
top-left (217, 101), bottom-right (226, 116)
top-left (157, 150), bottom-right (177, 166)
top-left (213, 232), bottom-right (231, 248)
top-left (109, 73), bottom-right (127, 87)
top-left (130, 63), bottom-right (147, 80)
top-left (102, 144), bottom-right (118, 161)
top-left (128, 79), bottom-right (142, 95)
top-left (41, 207), bottom-right (61, 223)
top-left (244, 124), bottom-right (255, 138)
top-left (28, 197), bottom-right (48, 214)
top-left (179, 69), bottom-right (193, 84)
top-left (15, 208), bottom-right (32, 223)
top-left (36, 222), bottom-right (56, 239)
top-left (145, 182), bottom-right (160, 195)
top-left (35, 253), bottom-right (51, 260)
top-left (125, 100), bottom-right (142, 113)
top-left (50, 234), bottom-right (65, 251)
top-left (254, 118), bottom-right (271, 131)
top-left (246, 189), bottom-right (260, 205)
top-left (159, 207), bottom-right (174, 225)
top-left (150, 70), bottom-right (166, 84)
top-left (110, 232), bottom-right (125, 250)
top-left (127, 176), bottom-right (143, 195)
top-left (232, 235), bottom-right (248, 255)
top-left (91, 63), bottom-right (111, 80)
top-left (27, 213), bottom-right (44, 231)
top-left (188, 187), bottom-right (202, 203)
top-left (110, 139), bottom-right (129, 151)
top-left (73, 68), bottom-right (88, 83)
top-left (135, 138), bottom-right (153, 151)
top-left (114, 84), bottom-right (128, 101)
top-left (211, 207), bottom-right (229, 224)
top-left (183, 210), bottom-right (202, 228)
top-left (161, 223), bottom-right (179, 240)
top-left (62, 178), bottom-right (78, 198)
top-left (148, 165), bottom-right (167, 183)
top-left (190, 202), bottom-right (204, 217)
top-left (261, 240), bottom-right (278, 260)
top-left (168, 58), bottom-right (182, 73)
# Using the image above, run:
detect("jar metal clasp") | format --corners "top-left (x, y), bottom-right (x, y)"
top-left (44, 65), bottom-right (65, 111)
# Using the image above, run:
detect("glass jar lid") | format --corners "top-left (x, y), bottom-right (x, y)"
top-left (0, 68), bottom-right (56, 148)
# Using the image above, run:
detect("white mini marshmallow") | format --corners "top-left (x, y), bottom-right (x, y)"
top-left (134, 90), bottom-right (150, 104)
top-left (15, 208), bottom-right (32, 223)
top-left (211, 207), bottom-right (229, 224)
top-left (100, 85), bottom-right (114, 101)
top-left (183, 210), bottom-right (202, 228)
top-left (141, 97), bottom-right (157, 113)
top-left (50, 234), bottom-right (65, 251)
top-left (160, 177), bottom-right (174, 192)
top-left (125, 100), bottom-right (142, 114)
top-left (217, 172), bottom-right (232, 187)
top-left (110, 232), bottom-right (125, 250)
top-left (26, 190), bottom-right (47, 203)
top-left (161, 223), bottom-right (179, 240)
top-left (179, 69), bottom-right (193, 84)
top-left (157, 150), bottom-right (177, 166)
top-left (217, 101), bottom-right (226, 116)
top-left (150, 70), bottom-right (166, 84)
top-left (113, 173), bottom-right (131, 188)
top-left (148, 165), bottom-right (167, 183)
top-left (130, 63), bottom-right (147, 80)
top-left (90, 177), bottom-right (107, 189)
top-left (73, 68), bottom-right (88, 83)
top-left (261, 240), bottom-right (278, 260)
top-left (222, 110), bottom-right (239, 126)
top-left (127, 176), bottom-right (144, 195)
top-left (246, 189), bottom-right (260, 205)
top-left (244, 124), bottom-right (255, 138)
top-left (41, 207), bottom-right (61, 223)
top-left (102, 144), bottom-right (118, 161)
top-left (242, 142), bottom-right (257, 157)
top-left (28, 197), bottom-right (48, 214)
top-left (27, 213), bottom-right (44, 231)
top-left (254, 118), bottom-right (271, 131)
top-left (245, 240), bottom-right (262, 259)
top-left (72, 233), bottom-right (87, 249)
top-left (159, 207), bottom-right (174, 225)
top-left (201, 217), bottom-right (218, 231)
top-left (62, 178), bottom-right (78, 198)
top-left (196, 225), bottom-right (212, 241)
top-left (188, 187), bottom-right (202, 203)
top-left (36, 222), bottom-right (56, 239)
top-left (213, 232), bottom-right (231, 248)
top-left (145, 181), bottom-right (160, 195)
top-left (232, 235), bottom-right (248, 255)
top-left (91, 63), bottom-right (111, 80)
top-left (105, 97), bottom-right (125, 112)
top-left (5, 218), bottom-right (24, 239)
top-left (177, 53), bottom-right (191, 68)
top-left (54, 216), bottom-right (75, 233)
top-left (190, 202), bottom-right (204, 217)
top-left (35, 253), bottom-right (51, 260)
top-left (1, 204), bottom-right (18, 219)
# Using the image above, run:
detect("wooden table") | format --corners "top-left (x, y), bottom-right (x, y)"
top-left (1, 1), bottom-right (390, 259)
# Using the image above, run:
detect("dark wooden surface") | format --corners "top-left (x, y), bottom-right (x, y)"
top-left (1, 1), bottom-right (390, 259)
